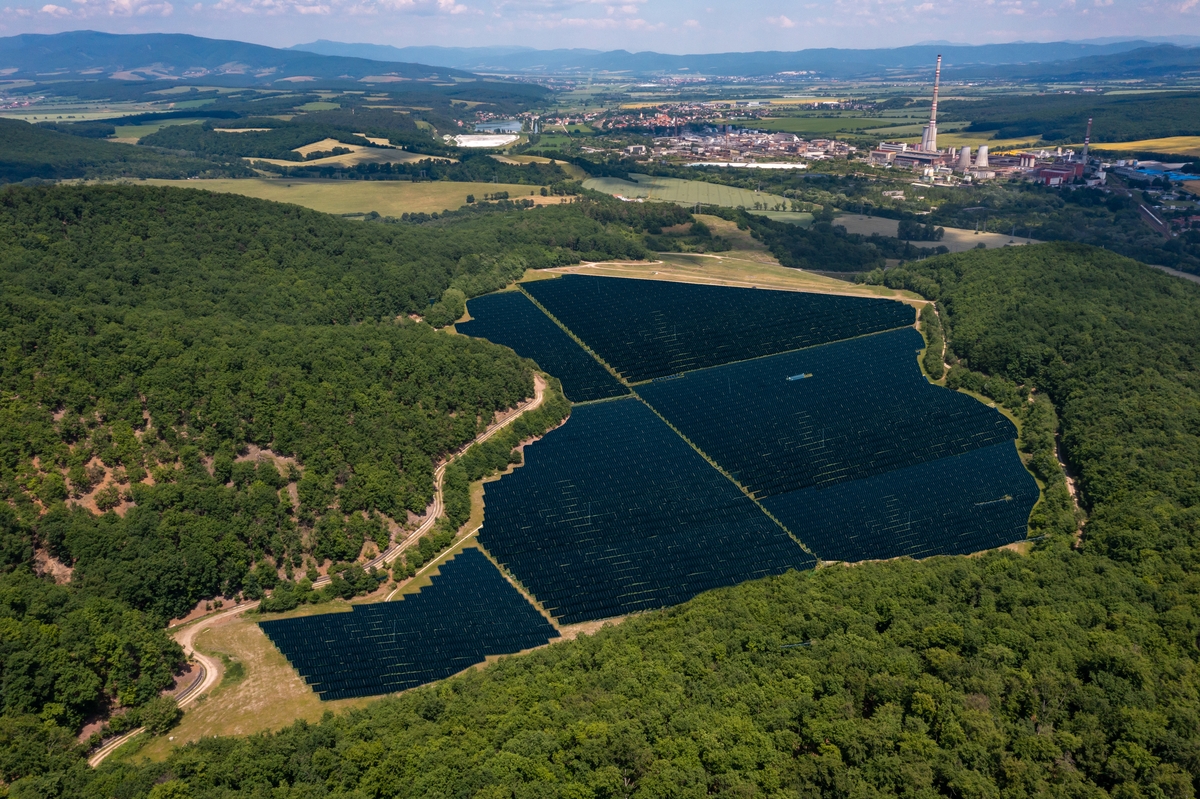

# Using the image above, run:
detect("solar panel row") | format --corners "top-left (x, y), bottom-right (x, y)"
top-left (762, 441), bottom-right (1040, 562)
top-left (457, 291), bottom-right (629, 403)
top-left (477, 397), bottom-right (816, 624)
top-left (259, 548), bottom-right (559, 700)
top-left (638, 328), bottom-right (1017, 498)
top-left (523, 275), bottom-right (915, 382)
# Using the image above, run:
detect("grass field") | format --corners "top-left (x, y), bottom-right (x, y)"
top-left (750, 117), bottom-right (928, 135)
top-left (125, 602), bottom-right (374, 763)
top-left (109, 118), bottom-right (204, 142)
top-left (833, 214), bottom-right (1040, 253)
top-left (250, 138), bottom-right (439, 168)
top-left (748, 210), bottom-right (814, 227)
top-left (1090, 137), bottom-right (1200, 157)
top-left (495, 154), bottom-right (588, 180)
top-left (583, 174), bottom-right (790, 210)
top-left (137, 179), bottom-right (566, 217)
top-left (548, 255), bottom-right (922, 304)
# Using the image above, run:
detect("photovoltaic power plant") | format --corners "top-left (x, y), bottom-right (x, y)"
top-left (259, 548), bottom-right (559, 699)
top-left (638, 328), bottom-right (1016, 499)
top-left (477, 397), bottom-right (815, 624)
top-left (457, 291), bottom-right (629, 403)
top-left (761, 442), bottom-right (1039, 562)
top-left (522, 275), bottom-right (915, 382)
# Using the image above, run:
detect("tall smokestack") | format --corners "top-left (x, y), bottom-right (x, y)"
top-left (920, 54), bottom-right (942, 152)
top-left (1082, 117), bottom-right (1092, 161)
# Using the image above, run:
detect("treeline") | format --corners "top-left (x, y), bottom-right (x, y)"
top-left (941, 91), bottom-right (1200, 143)
top-left (61, 240), bottom-right (1200, 799)
top-left (0, 183), bottom-right (655, 775)
top-left (930, 184), bottom-right (1200, 275)
top-left (0, 119), bottom-right (253, 183)
top-left (263, 153), bottom-right (571, 184)
top-left (703, 207), bottom-right (948, 272)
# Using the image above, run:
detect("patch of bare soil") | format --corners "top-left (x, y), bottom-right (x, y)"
top-left (33, 546), bottom-right (73, 584)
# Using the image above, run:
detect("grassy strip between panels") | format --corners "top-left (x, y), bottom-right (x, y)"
top-left (522, 275), bottom-right (915, 382)
top-left (259, 548), bottom-right (559, 700)
top-left (477, 397), bottom-right (815, 625)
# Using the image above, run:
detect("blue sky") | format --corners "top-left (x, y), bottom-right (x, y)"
top-left (1, 0), bottom-right (1196, 52)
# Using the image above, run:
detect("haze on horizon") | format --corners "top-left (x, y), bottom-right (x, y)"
top-left (1, 0), bottom-right (1197, 57)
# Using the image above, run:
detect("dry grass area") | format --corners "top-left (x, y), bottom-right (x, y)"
top-left (138, 179), bottom-right (564, 217)
top-left (833, 214), bottom-right (1040, 253)
top-left (546, 253), bottom-right (923, 304)
top-left (125, 602), bottom-right (372, 763)
top-left (247, 139), bottom-right (438, 169)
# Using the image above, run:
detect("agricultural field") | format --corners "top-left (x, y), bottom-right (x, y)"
top-left (583, 173), bottom-right (790, 209)
top-left (135, 178), bottom-right (561, 216)
top-left (110, 117), bottom-right (205, 142)
top-left (834, 214), bottom-right (1041, 252)
top-left (1091, 136), bottom-right (1200, 157)
top-left (247, 140), bottom-right (434, 168)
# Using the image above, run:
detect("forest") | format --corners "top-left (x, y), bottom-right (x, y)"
top-left (939, 91), bottom-right (1200, 143)
top-left (0, 184), bottom-right (654, 779)
top-left (4, 233), bottom-right (1194, 797)
top-left (0, 120), bottom-right (253, 183)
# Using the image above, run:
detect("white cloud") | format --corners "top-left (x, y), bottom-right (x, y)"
top-left (767, 12), bottom-right (795, 25)
top-left (39, 2), bottom-right (70, 12)
top-left (682, 16), bottom-right (698, 25)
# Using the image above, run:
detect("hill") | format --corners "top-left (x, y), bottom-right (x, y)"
top-left (0, 118), bottom-right (253, 182)
top-left (0, 183), bottom-right (689, 781)
top-left (0, 30), bottom-right (474, 83)
top-left (292, 38), bottom-right (1171, 77)
top-left (47, 242), bottom-right (1200, 799)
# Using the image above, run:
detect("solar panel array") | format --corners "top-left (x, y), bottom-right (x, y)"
top-left (458, 291), bottom-right (629, 403)
top-left (259, 548), bottom-right (559, 700)
top-left (761, 442), bottom-right (1040, 562)
top-left (477, 397), bottom-right (815, 624)
top-left (522, 275), bottom-right (915, 382)
top-left (639, 328), bottom-right (1017, 499)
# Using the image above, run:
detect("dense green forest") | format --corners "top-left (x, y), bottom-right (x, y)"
top-left (8, 241), bottom-right (1186, 799)
top-left (940, 91), bottom-right (1200, 143)
top-left (0, 120), bottom-right (253, 183)
top-left (0, 184), bottom-right (655, 775)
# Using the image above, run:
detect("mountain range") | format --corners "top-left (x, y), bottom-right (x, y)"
top-left (290, 39), bottom-right (1199, 78)
top-left (0, 30), bottom-right (473, 84)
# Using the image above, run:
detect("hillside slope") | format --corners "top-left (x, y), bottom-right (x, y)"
top-left (52, 243), bottom-right (1200, 799)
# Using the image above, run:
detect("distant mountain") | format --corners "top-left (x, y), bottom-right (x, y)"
top-left (0, 31), bottom-right (475, 84)
top-left (952, 45), bottom-right (1200, 81)
top-left (289, 39), bottom-right (1166, 77)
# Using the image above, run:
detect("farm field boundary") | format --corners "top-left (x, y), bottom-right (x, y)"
top-left (131, 178), bottom-right (561, 217)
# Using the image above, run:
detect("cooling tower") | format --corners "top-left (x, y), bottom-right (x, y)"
top-left (975, 145), bottom-right (989, 168)
top-left (958, 145), bottom-right (971, 171)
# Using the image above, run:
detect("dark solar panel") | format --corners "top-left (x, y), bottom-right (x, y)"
top-left (458, 291), bottom-right (629, 403)
top-left (761, 441), bottom-right (1040, 562)
top-left (522, 275), bottom-right (915, 382)
top-left (639, 328), bottom-right (1016, 498)
top-left (477, 397), bottom-right (815, 624)
top-left (259, 548), bottom-right (559, 700)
